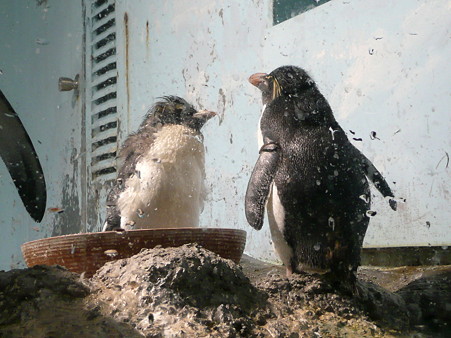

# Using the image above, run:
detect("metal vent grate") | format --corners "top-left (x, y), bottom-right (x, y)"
top-left (89, 0), bottom-right (118, 180)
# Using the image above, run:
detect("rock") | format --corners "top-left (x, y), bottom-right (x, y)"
top-left (396, 270), bottom-right (451, 333)
top-left (0, 265), bottom-right (141, 337)
top-left (88, 243), bottom-right (266, 337)
top-left (1, 244), bottom-right (450, 337)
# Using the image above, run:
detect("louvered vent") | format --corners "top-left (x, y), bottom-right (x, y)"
top-left (89, 0), bottom-right (118, 180)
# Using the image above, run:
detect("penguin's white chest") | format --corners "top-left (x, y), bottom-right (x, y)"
top-left (257, 104), bottom-right (266, 148)
top-left (267, 183), bottom-right (293, 269)
top-left (117, 125), bottom-right (205, 229)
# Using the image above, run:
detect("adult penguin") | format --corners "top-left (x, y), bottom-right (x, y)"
top-left (103, 96), bottom-right (215, 231)
top-left (245, 65), bottom-right (396, 288)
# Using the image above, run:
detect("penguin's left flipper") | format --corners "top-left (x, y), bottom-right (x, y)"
top-left (0, 90), bottom-right (47, 222)
top-left (245, 142), bottom-right (280, 230)
top-left (350, 145), bottom-right (397, 211)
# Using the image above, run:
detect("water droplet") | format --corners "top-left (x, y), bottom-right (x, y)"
top-left (71, 244), bottom-right (76, 255)
top-left (104, 249), bottom-right (118, 258)
top-left (316, 180), bottom-right (321, 185)
top-left (359, 194), bottom-right (369, 203)
top-left (126, 220), bottom-right (136, 227)
top-left (329, 127), bottom-right (336, 140)
top-left (370, 131), bottom-right (380, 140)
top-left (35, 38), bottom-right (49, 45)
top-left (137, 209), bottom-right (145, 218)
top-left (333, 170), bottom-right (338, 176)
top-left (313, 243), bottom-right (321, 251)
top-left (152, 158), bottom-right (161, 163)
top-left (366, 210), bottom-right (377, 217)
top-left (328, 217), bottom-right (335, 230)
top-left (0, 69), bottom-right (3, 75)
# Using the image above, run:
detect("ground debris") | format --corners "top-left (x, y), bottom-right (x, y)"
top-left (88, 243), bottom-right (267, 337)
top-left (1, 244), bottom-right (450, 337)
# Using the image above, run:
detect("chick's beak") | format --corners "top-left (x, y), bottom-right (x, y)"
top-left (193, 109), bottom-right (217, 121)
top-left (248, 73), bottom-right (269, 90)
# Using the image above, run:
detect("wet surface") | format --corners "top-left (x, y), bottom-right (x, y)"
top-left (1, 244), bottom-right (450, 337)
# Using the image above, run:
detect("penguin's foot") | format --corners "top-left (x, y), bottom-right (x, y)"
top-left (325, 271), bottom-right (358, 296)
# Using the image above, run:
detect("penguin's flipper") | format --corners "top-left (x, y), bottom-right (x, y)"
top-left (351, 145), bottom-right (397, 211)
top-left (0, 90), bottom-right (47, 222)
top-left (102, 184), bottom-right (122, 231)
top-left (245, 142), bottom-right (280, 230)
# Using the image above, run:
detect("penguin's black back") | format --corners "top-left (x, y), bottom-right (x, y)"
top-left (261, 87), bottom-right (371, 276)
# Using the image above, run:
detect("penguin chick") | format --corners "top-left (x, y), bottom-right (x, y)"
top-left (245, 66), bottom-right (396, 287)
top-left (103, 96), bottom-right (216, 231)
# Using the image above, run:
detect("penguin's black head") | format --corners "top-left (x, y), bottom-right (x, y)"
top-left (249, 65), bottom-right (315, 104)
top-left (144, 96), bottom-right (216, 131)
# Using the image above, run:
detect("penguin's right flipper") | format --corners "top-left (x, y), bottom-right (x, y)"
top-left (350, 145), bottom-right (397, 211)
top-left (245, 142), bottom-right (280, 230)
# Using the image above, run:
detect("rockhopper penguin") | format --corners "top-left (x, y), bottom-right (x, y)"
top-left (103, 96), bottom-right (216, 231)
top-left (245, 66), bottom-right (396, 287)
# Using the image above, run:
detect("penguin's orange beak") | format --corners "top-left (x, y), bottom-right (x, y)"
top-left (248, 73), bottom-right (268, 88)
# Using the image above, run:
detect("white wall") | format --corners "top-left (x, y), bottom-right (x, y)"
top-left (117, 0), bottom-right (450, 263)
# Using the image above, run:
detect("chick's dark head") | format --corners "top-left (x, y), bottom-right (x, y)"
top-left (249, 65), bottom-right (315, 104)
top-left (144, 96), bottom-right (216, 131)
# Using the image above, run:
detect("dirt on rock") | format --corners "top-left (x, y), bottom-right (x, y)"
top-left (1, 243), bottom-right (450, 337)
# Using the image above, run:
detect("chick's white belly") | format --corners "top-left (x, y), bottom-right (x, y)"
top-left (118, 158), bottom-right (204, 229)
top-left (117, 125), bottom-right (205, 229)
